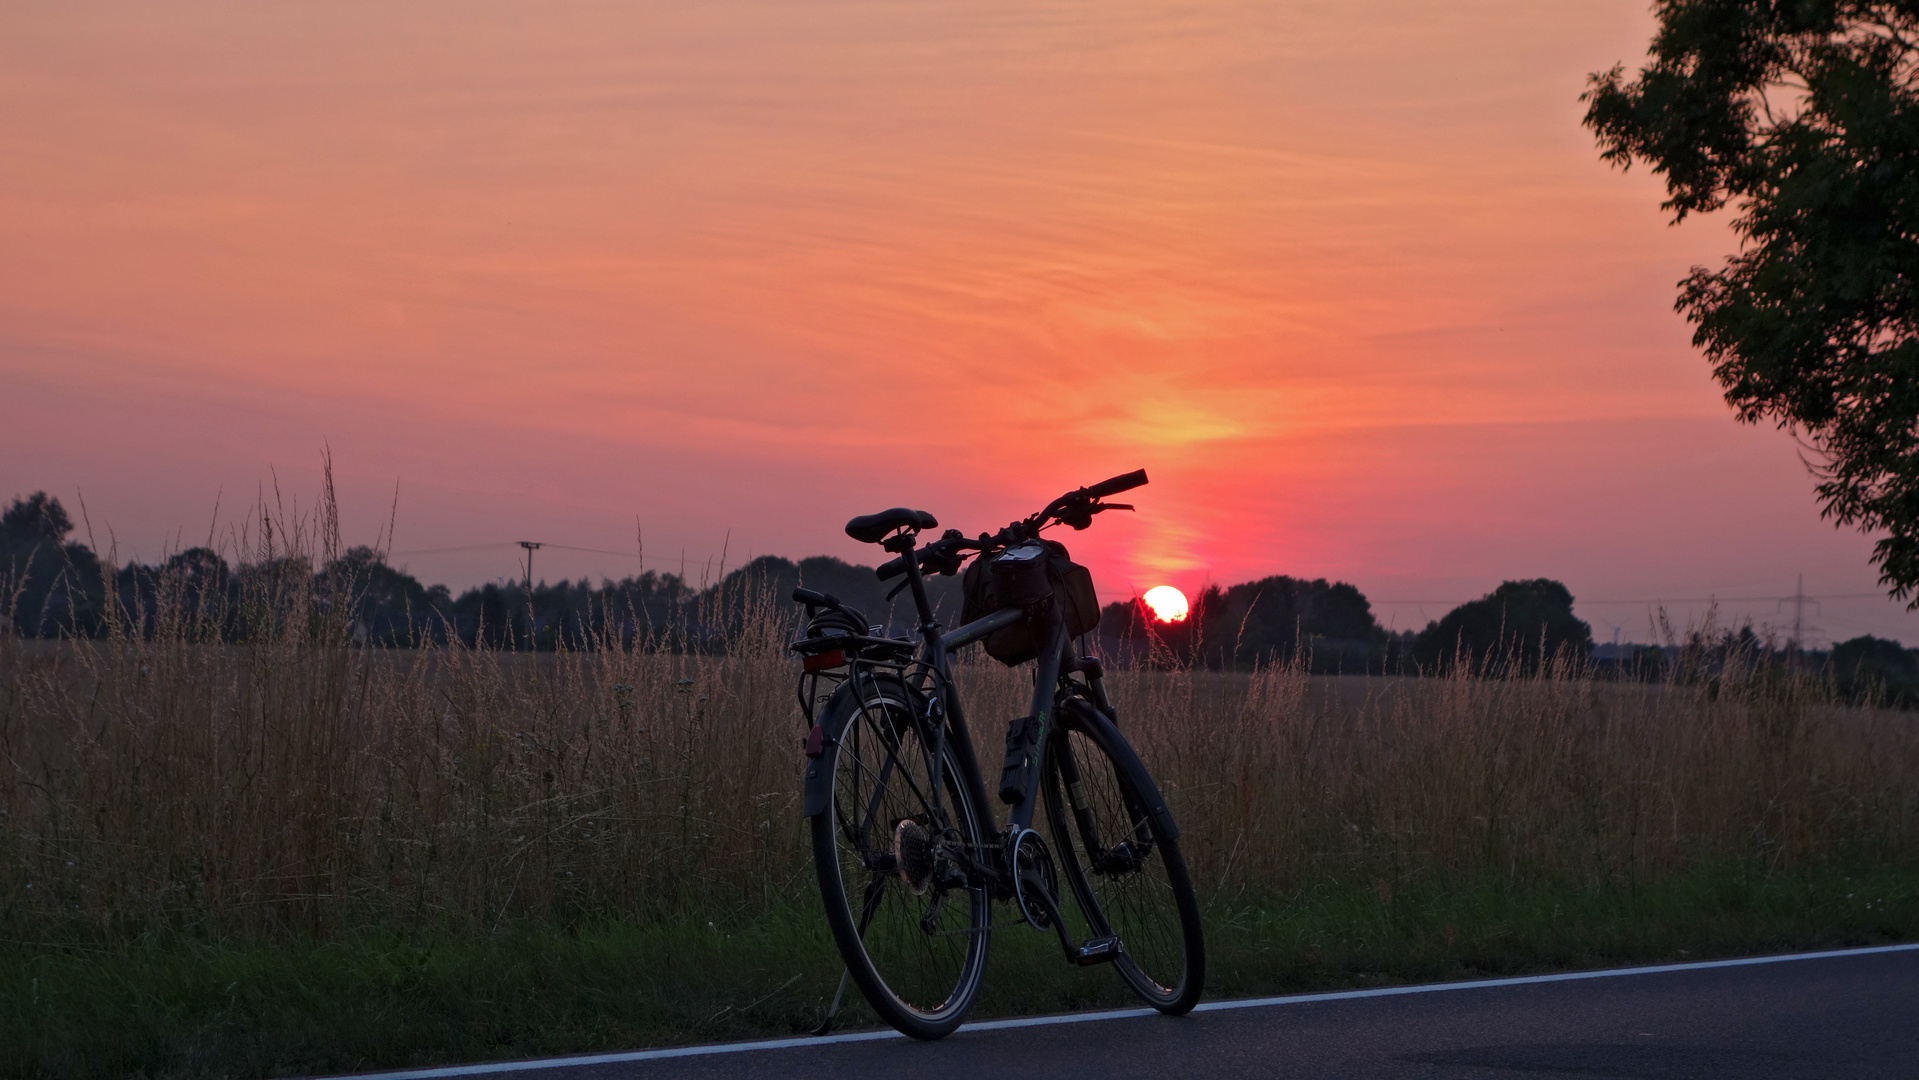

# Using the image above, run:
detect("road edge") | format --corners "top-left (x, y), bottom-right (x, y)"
top-left (324, 941), bottom-right (1919, 1080)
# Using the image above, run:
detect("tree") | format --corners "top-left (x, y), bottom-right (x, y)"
top-left (1414, 579), bottom-right (1593, 672)
top-left (1830, 633), bottom-right (1919, 702)
top-left (1, 491), bottom-right (75, 545)
top-left (322, 546), bottom-right (438, 644)
top-left (1584, 3), bottom-right (1919, 602)
top-left (1303, 582), bottom-right (1382, 641)
top-left (1, 492), bottom-right (104, 636)
top-left (1097, 575), bottom-right (1389, 671)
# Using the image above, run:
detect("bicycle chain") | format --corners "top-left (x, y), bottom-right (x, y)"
top-left (916, 831), bottom-right (1064, 937)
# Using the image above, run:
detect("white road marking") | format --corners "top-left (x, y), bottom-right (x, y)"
top-left (1188, 941), bottom-right (1919, 1014)
top-left (331, 942), bottom-right (1919, 1080)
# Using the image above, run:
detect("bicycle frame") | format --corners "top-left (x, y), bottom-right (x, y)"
top-left (892, 530), bottom-right (1073, 839)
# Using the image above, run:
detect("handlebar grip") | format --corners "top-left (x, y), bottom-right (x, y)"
top-left (792, 587), bottom-right (830, 606)
top-left (875, 556), bottom-right (907, 581)
top-left (1085, 469), bottom-right (1148, 499)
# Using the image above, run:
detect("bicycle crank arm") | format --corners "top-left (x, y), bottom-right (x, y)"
top-left (1015, 876), bottom-right (1121, 966)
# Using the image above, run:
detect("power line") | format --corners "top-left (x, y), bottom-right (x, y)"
top-left (388, 541), bottom-right (643, 560)
top-left (543, 543), bottom-right (644, 559)
top-left (1371, 592), bottom-right (1887, 605)
top-left (386, 543), bottom-right (521, 557)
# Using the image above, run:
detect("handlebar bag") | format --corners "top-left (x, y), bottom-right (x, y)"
top-left (960, 540), bottom-right (1101, 665)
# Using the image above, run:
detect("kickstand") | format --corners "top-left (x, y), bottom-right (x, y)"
top-left (810, 969), bottom-right (852, 1036)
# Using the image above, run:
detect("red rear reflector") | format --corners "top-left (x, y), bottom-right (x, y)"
top-left (804, 724), bottom-right (826, 758)
top-left (803, 650), bottom-right (845, 672)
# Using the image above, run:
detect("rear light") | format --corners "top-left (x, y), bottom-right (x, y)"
top-left (803, 649), bottom-right (846, 672)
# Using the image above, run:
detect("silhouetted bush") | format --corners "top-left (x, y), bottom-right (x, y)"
top-left (1412, 578), bottom-right (1593, 673)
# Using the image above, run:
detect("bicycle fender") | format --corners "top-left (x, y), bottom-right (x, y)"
top-left (802, 677), bottom-right (885, 819)
top-left (802, 712), bottom-right (851, 818)
top-left (1060, 697), bottom-right (1181, 841)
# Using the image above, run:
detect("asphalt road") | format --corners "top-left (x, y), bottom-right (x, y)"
top-left (352, 945), bottom-right (1919, 1080)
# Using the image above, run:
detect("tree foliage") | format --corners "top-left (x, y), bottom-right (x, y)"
top-left (1, 491), bottom-right (74, 544)
top-left (1830, 631), bottom-right (1919, 701)
top-left (1099, 575), bottom-right (1392, 672)
top-left (1584, 1), bottom-right (1919, 601)
top-left (0, 492), bottom-right (105, 637)
top-left (1413, 579), bottom-right (1593, 672)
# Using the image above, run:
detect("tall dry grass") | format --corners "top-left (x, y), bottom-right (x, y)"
top-left (4, 520), bottom-right (1918, 947)
top-left (0, 512), bottom-right (809, 941)
top-left (1117, 660), bottom-right (1919, 901)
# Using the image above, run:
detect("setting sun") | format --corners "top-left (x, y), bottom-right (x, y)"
top-left (1142, 585), bottom-right (1189, 624)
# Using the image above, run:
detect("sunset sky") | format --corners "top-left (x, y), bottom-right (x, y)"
top-left (5, 0), bottom-right (1916, 645)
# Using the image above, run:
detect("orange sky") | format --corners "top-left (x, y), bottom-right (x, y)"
top-left (5, 1), bottom-right (1916, 644)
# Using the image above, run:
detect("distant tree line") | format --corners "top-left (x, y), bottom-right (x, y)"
top-left (1095, 576), bottom-right (1403, 673)
top-left (1, 491), bottom-right (702, 650)
top-left (1093, 575), bottom-right (1605, 675)
top-left (6, 490), bottom-right (1908, 694)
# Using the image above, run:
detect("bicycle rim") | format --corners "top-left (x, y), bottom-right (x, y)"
top-left (811, 682), bottom-right (989, 1038)
top-left (1043, 714), bottom-right (1204, 1013)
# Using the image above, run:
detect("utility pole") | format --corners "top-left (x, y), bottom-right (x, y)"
top-left (518, 541), bottom-right (542, 592)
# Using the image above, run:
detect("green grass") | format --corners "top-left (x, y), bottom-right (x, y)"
top-left (6, 866), bottom-right (1915, 1080)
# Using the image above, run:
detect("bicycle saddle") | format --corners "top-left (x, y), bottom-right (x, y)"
top-left (845, 507), bottom-right (937, 544)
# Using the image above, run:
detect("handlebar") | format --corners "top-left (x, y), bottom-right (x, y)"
top-left (1036, 468), bottom-right (1148, 533)
top-left (865, 470), bottom-right (1148, 584)
top-left (1083, 469), bottom-right (1148, 500)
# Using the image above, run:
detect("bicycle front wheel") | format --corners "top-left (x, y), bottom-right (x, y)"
top-left (810, 676), bottom-right (990, 1039)
top-left (1042, 700), bottom-right (1204, 1013)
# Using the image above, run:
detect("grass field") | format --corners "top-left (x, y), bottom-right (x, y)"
top-left (9, 868), bottom-right (1916, 1080)
top-left (4, 564), bottom-right (1918, 1078)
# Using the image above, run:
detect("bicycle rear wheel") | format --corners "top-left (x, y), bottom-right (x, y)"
top-left (1042, 699), bottom-right (1204, 1013)
top-left (810, 677), bottom-right (990, 1039)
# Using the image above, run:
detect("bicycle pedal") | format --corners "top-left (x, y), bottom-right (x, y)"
top-left (1075, 935), bottom-right (1122, 966)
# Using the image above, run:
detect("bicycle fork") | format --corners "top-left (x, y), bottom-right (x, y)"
top-left (1025, 735), bottom-right (1127, 968)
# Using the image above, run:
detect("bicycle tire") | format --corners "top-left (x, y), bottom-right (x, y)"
top-left (810, 676), bottom-right (991, 1038)
top-left (1042, 698), bottom-right (1205, 1013)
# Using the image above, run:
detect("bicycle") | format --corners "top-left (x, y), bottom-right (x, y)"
top-left (789, 469), bottom-right (1204, 1039)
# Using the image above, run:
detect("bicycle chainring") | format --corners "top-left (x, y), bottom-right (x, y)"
top-left (1011, 829), bottom-right (1059, 930)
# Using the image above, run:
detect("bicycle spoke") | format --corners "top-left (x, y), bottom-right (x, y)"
top-left (1043, 713), bottom-right (1202, 1013)
top-left (857, 738), bottom-right (902, 842)
top-left (812, 682), bottom-right (989, 1036)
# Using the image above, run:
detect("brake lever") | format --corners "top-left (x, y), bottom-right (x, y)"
top-left (935, 529), bottom-right (965, 567)
top-left (1093, 502), bottom-right (1133, 513)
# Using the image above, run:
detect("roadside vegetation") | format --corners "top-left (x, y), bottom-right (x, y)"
top-left (3, 488), bottom-right (1917, 1079)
